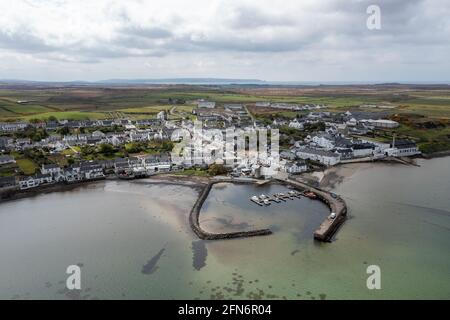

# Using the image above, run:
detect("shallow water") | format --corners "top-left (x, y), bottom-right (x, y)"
top-left (0, 157), bottom-right (449, 299)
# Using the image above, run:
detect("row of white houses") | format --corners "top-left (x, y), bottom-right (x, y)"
top-left (19, 162), bottom-right (105, 190)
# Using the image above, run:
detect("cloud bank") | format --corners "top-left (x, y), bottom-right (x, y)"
top-left (0, 0), bottom-right (449, 81)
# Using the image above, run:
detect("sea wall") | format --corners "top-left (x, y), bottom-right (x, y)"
top-left (189, 177), bottom-right (347, 242)
top-left (277, 178), bottom-right (347, 242)
top-left (189, 179), bottom-right (273, 240)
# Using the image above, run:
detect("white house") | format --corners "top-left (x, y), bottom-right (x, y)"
top-left (385, 140), bottom-right (421, 157)
top-left (352, 143), bottom-right (375, 158)
top-left (197, 100), bottom-right (216, 109)
top-left (64, 168), bottom-right (83, 183)
top-left (157, 110), bottom-right (168, 121)
top-left (130, 132), bottom-right (150, 142)
top-left (0, 122), bottom-right (28, 132)
top-left (79, 163), bottom-right (105, 180)
top-left (143, 154), bottom-right (172, 172)
top-left (312, 133), bottom-right (335, 150)
top-left (288, 120), bottom-right (304, 130)
top-left (19, 176), bottom-right (39, 189)
top-left (41, 164), bottom-right (61, 175)
top-left (296, 148), bottom-right (341, 166)
top-left (19, 174), bottom-right (53, 190)
top-left (285, 161), bottom-right (308, 174)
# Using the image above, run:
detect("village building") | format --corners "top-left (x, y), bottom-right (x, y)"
top-left (157, 110), bottom-right (168, 121)
top-left (143, 154), bottom-right (172, 172)
top-left (19, 174), bottom-right (53, 190)
top-left (288, 120), bottom-right (304, 130)
top-left (352, 143), bottom-right (376, 158)
top-left (385, 140), bottom-right (421, 157)
top-left (312, 133), bottom-right (335, 150)
top-left (0, 176), bottom-right (17, 190)
top-left (197, 100), bottom-right (216, 109)
top-left (361, 119), bottom-right (399, 129)
top-left (0, 122), bottom-right (28, 132)
top-left (296, 148), bottom-right (341, 166)
top-left (285, 160), bottom-right (308, 174)
top-left (0, 155), bottom-right (16, 165)
top-left (41, 164), bottom-right (61, 175)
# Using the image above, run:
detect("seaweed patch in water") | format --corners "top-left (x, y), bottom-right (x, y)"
top-left (191, 240), bottom-right (208, 271)
top-left (215, 217), bottom-right (251, 230)
top-left (142, 247), bottom-right (166, 275)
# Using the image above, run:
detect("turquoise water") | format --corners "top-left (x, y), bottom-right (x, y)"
top-left (0, 157), bottom-right (449, 299)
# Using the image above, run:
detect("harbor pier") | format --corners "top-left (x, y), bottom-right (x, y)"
top-left (189, 177), bottom-right (347, 242)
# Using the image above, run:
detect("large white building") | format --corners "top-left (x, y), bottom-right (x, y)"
top-left (197, 100), bottom-right (216, 109)
top-left (296, 148), bottom-right (341, 166)
top-left (312, 133), bottom-right (335, 150)
top-left (385, 140), bottom-right (421, 157)
top-left (361, 119), bottom-right (399, 129)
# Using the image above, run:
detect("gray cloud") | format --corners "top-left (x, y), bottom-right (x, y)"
top-left (0, 0), bottom-right (449, 81)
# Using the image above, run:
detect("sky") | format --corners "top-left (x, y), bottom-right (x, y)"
top-left (0, 0), bottom-right (449, 82)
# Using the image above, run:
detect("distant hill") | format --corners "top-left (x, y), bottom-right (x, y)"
top-left (98, 78), bottom-right (267, 85)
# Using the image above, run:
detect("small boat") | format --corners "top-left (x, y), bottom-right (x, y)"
top-left (271, 197), bottom-right (281, 203)
top-left (275, 193), bottom-right (287, 201)
top-left (250, 196), bottom-right (263, 206)
top-left (288, 191), bottom-right (301, 198)
top-left (293, 192), bottom-right (302, 198)
top-left (263, 199), bottom-right (271, 206)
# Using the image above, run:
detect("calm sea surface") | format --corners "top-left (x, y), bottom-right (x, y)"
top-left (0, 157), bottom-right (449, 299)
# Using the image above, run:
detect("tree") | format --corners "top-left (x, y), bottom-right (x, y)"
top-left (207, 164), bottom-right (228, 176)
top-left (57, 126), bottom-right (70, 135)
top-left (99, 143), bottom-right (115, 155)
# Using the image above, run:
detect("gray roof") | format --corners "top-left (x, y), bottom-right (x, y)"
top-left (0, 155), bottom-right (14, 162)
top-left (298, 147), bottom-right (340, 158)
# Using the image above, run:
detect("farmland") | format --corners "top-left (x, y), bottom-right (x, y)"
top-left (1, 83), bottom-right (449, 153)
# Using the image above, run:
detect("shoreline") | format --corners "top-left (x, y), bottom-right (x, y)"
top-left (318, 155), bottom-right (450, 190)
top-left (422, 150), bottom-right (450, 159)
top-left (0, 174), bottom-right (210, 204)
top-left (2, 155), bottom-right (448, 204)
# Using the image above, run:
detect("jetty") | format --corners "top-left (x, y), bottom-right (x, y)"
top-left (275, 177), bottom-right (347, 242)
top-left (249, 190), bottom-right (304, 206)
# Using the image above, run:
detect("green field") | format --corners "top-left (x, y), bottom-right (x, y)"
top-left (15, 158), bottom-right (38, 175)
top-left (1, 85), bottom-right (449, 119)
top-left (22, 111), bottom-right (109, 121)
top-left (1, 84), bottom-right (449, 153)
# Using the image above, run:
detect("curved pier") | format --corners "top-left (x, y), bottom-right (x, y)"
top-left (278, 178), bottom-right (347, 242)
top-left (189, 178), bottom-right (347, 242)
top-left (189, 179), bottom-right (273, 240)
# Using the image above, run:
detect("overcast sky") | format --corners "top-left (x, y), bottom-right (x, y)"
top-left (0, 0), bottom-right (449, 82)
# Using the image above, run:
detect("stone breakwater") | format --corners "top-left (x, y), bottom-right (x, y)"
top-left (279, 178), bottom-right (347, 242)
top-left (189, 178), bottom-right (347, 242)
top-left (189, 179), bottom-right (273, 240)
